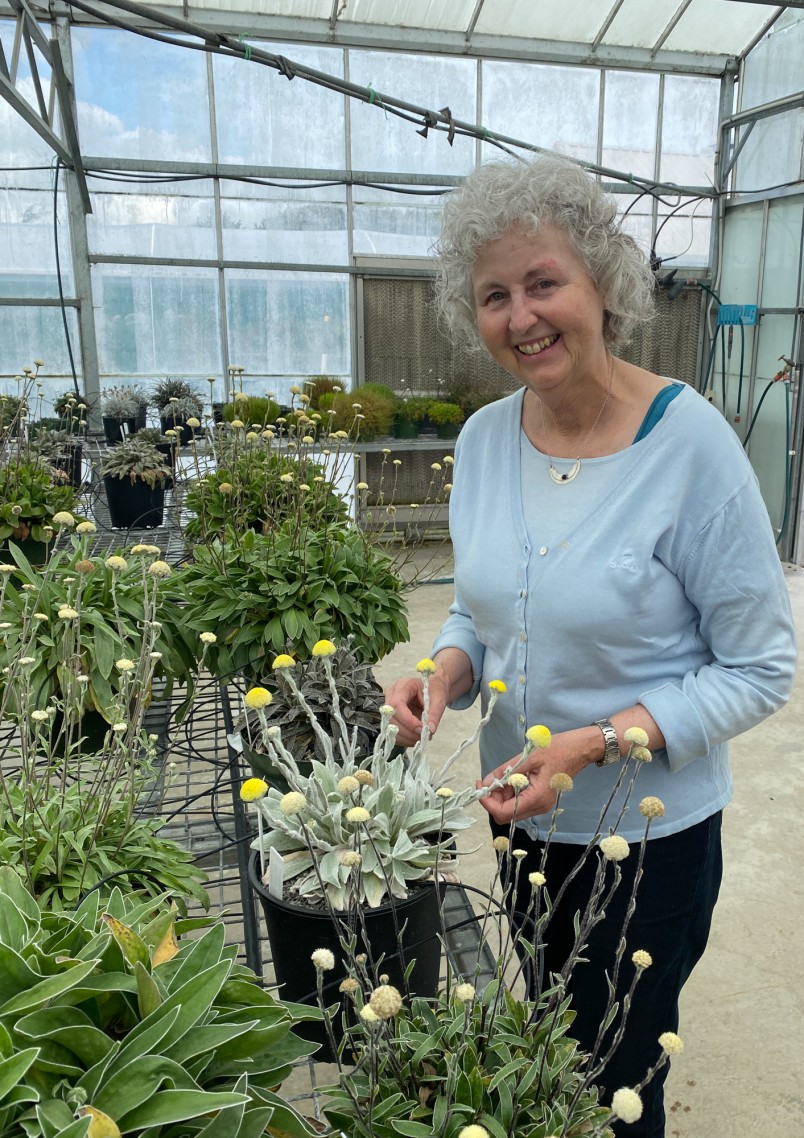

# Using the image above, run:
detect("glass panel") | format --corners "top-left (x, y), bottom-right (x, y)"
top-left (734, 109), bottom-right (804, 195)
top-left (214, 42), bottom-right (345, 169)
top-left (0, 305), bottom-right (81, 390)
top-left (0, 19), bottom-right (59, 190)
top-left (660, 75), bottom-right (719, 187)
top-left (663, 0), bottom-right (773, 56)
top-left (346, 0), bottom-right (475, 30)
top-left (616, 196), bottom-right (653, 259)
top-left (482, 61), bottom-right (599, 164)
top-left (93, 264), bottom-right (221, 378)
top-left (654, 199), bottom-right (713, 268)
top-left (746, 314), bottom-right (797, 533)
top-left (761, 199), bottom-right (804, 310)
top-left (739, 9), bottom-right (804, 108)
top-left (221, 185), bottom-right (348, 265)
top-left (602, 0), bottom-right (684, 49)
top-left (225, 269), bottom-right (350, 404)
top-left (349, 50), bottom-right (476, 176)
top-left (87, 190), bottom-right (216, 258)
top-left (72, 28), bottom-right (211, 161)
top-left (353, 184), bottom-right (443, 258)
top-left (719, 204), bottom-right (763, 304)
top-left (602, 71), bottom-right (659, 181)
top-left (0, 187), bottom-right (73, 296)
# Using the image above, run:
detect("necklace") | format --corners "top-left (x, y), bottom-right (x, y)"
top-left (539, 354), bottom-right (615, 485)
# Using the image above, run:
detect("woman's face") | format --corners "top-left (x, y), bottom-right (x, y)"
top-left (472, 224), bottom-right (607, 396)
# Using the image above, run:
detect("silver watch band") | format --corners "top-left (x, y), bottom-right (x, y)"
top-left (592, 718), bottom-right (621, 766)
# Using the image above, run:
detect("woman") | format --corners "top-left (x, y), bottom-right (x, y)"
top-left (385, 157), bottom-right (796, 1136)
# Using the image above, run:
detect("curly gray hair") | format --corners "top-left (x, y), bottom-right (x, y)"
top-left (434, 156), bottom-right (655, 352)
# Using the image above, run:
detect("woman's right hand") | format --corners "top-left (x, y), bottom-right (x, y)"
top-left (383, 673), bottom-right (451, 748)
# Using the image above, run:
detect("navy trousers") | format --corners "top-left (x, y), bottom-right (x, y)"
top-left (489, 812), bottom-right (723, 1137)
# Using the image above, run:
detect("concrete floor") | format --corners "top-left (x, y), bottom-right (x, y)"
top-left (372, 563), bottom-right (804, 1138)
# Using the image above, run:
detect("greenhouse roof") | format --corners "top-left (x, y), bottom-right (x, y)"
top-left (50, 0), bottom-right (796, 75)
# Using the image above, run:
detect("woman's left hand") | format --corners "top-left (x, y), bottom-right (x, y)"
top-left (477, 727), bottom-right (599, 824)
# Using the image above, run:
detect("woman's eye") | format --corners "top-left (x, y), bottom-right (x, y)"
top-left (537, 279), bottom-right (555, 290)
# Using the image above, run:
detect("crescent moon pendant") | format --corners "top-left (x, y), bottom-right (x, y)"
top-left (549, 460), bottom-right (581, 484)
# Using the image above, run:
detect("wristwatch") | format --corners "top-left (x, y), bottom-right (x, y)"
top-left (592, 719), bottom-right (621, 766)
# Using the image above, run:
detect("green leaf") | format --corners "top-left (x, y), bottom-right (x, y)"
top-left (93, 1054), bottom-right (198, 1119)
top-left (118, 1089), bottom-right (250, 1131)
top-left (101, 915), bottom-right (150, 970)
top-left (390, 1123), bottom-right (437, 1137)
top-left (0, 1047), bottom-right (39, 1102)
top-left (0, 956), bottom-right (100, 1016)
top-left (93, 622), bottom-right (117, 681)
top-left (135, 961), bottom-right (163, 1018)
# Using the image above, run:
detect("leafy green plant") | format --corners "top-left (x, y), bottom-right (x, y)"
top-left (0, 459), bottom-right (80, 543)
top-left (393, 395), bottom-right (430, 424)
top-left (426, 400), bottom-right (465, 426)
top-left (151, 377), bottom-right (201, 411)
top-left (306, 374), bottom-right (341, 408)
top-left (221, 395), bottom-right (279, 427)
top-left (331, 390), bottom-right (394, 440)
top-left (361, 382), bottom-right (396, 402)
top-left (53, 389), bottom-right (90, 417)
top-left (0, 393), bottom-right (23, 430)
top-left (100, 437), bottom-right (172, 488)
top-left (0, 870), bottom-right (319, 1137)
top-left (178, 524), bottom-right (409, 673)
top-left (102, 391), bottom-right (138, 420)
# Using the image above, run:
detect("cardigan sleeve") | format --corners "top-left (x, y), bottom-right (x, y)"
top-left (431, 584), bottom-right (486, 710)
top-left (638, 477), bottom-right (797, 773)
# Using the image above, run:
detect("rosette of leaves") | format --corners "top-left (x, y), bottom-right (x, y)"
top-left (322, 980), bottom-right (611, 1138)
top-left (237, 642), bottom-right (384, 789)
top-left (100, 435), bottom-right (172, 489)
top-left (178, 524), bottom-right (409, 674)
top-left (151, 377), bottom-right (200, 411)
top-left (182, 450), bottom-right (349, 542)
top-left (0, 869), bottom-right (319, 1138)
top-left (161, 394), bottom-right (203, 422)
top-left (252, 736), bottom-right (477, 909)
top-left (0, 458), bottom-right (80, 543)
top-left (102, 390), bottom-right (138, 420)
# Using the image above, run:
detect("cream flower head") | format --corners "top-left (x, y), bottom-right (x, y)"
top-left (611, 1088), bottom-right (643, 1124)
top-left (148, 560), bottom-right (172, 578)
top-left (435, 786), bottom-right (455, 798)
top-left (624, 726), bottom-right (650, 747)
top-left (279, 791), bottom-right (306, 816)
top-left (453, 982), bottom-right (476, 1002)
top-left (346, 806), bottom-right (370, 825)
top-left (492, 836), bottom-right (510, 853)
top-left (338, 775), bottom-right (360, 795)
top-left (549, 772), bottom-right (574, 792)
top-left (639, 796), bottom-right (665, 819)
top-left (658, 1031), bottom-right (684, 1055)
top-left (52, 511), bottom-right (76, 527)
top-left (508, 773), bottom-right (529, 790)
top-left (76, 521), bottom-right (97, 534)
top-left (311, 948), bottom-right (335, 972)
top-left (369, 984), bottom-right (403, 1019)
top-left (599, 835), bottom-right (630, 861)
top-left (632, 949), bottom-right (653, 969)
top-left (528, 870), bottom-right (546, 887)
top-left (105, 556), bottom-right (128, 572)
top-left (200, 632), bottom-right (217, 645)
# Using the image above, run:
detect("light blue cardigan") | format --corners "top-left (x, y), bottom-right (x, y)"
top-left (432, 384), bottom-right (796, 842)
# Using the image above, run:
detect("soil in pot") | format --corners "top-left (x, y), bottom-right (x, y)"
top-left (249, 851), bottom-right (443, 1059)
top-left (104, 475), bottom-right (165, 529)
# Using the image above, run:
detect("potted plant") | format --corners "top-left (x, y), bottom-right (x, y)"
top-left (160, 394), bottom-right (204, 444)
top-left (331, 389), bottom-right (394, 441)
top-left (0, 392), bottom-right (24, 437)
top-left (101, 389), bottom-right (138, 445)
top-left (30, 426), bottom-right (86, 489)
top-left (100, 434), bottom-right (172, 529)
top-left (128, 382), bottom-right (150, 428)
top-left (0, 457), bottom-right (80, 563)
top-left (0, 872), bottom-right (320, 1137)
top-left (427, 398), bottom-right (465, 439)
top-left (307, 373), bottom-right (341, 409)
top-left (221, 394), bottom-right (280, 429)
top-left (392, 394), bottom-right (430, 439)
top-left (242, 645), bottom-right (481, 1054)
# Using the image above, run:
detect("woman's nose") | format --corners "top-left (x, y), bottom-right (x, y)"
top-left (508, 290), bottom-right (537, 334)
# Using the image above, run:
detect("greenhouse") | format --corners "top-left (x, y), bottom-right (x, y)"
top-left (0, 2), bottom-right (801, 1137)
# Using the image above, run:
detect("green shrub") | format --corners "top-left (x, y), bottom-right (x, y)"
top-left (331, 389), bottom-right (394, 440)
top-left (427, 399), bottom-right (465, 426)
top-left (221, 395), bottom-right (279, 427)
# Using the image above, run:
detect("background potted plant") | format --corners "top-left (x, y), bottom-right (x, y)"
top-left (101, 388), bottom-right (138, 445)
top-left (30, 426), bottom-right (86, 489)
top-left (427, 398), bottom-right (465, 439)
top-left (0, 392), bottom-right (24, 437)
top-left (127, 382), bottom-right (150, 428)
top-left (0, 457), bottom-right (80, 563)
top-left (100, 434), bottom-right (172, 529)
top-left (392, 394), bottom-right (430, 439)
top-left (221, 394), bottom-right (279, 429)
top-left (152, 378), bottom-right (204, 443)
top-left (330, 389), bottom-right (394, 441)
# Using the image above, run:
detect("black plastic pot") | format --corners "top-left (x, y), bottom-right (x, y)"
top-left (435, 422), bottom-right (461, 440)
top-left (135, 406), bottom-right (148, 430)
top-left (103, 474), bottom-right (165, 529)
top-left (54, 443), bottom-right (84, 490)
top-left (393, 417), bottom-right (420, 440)
top-left (249, 851), bottom-right (443, 1058)
top-left (160, 415), bottom-right (200, 447)
top-left (1, 535), bottom-right (49, 567)
top-left (102, 415), bottom-right (138, 446)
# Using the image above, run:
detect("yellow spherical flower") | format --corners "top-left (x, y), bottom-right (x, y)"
top-left (52, 511), bottom-right (76, 527)
top-left (311, 948), bottom-right (336, 972)
top-left (234, 390), bottom-right (249, 401)
top-left (632, 745), bottom-right (652, 762)
top-left (512, 849), bottom-right (527, 860)
top-left (354, 770), bottom-right (374, 787)
top-left (105, 555), bottom-right (128, 571)
top-left (116, 658), bottom-right (135, 672)
top-left (148, 560), bottom-right (171, 578)
top-left (200, 632), bottom-right (217, 645)
top-left (599, 835), bottom-right (630, 861)
top-left (272, 654), bottom-right (295, 670)
top-left (658, 1032), bottom-right (684, 1055)
top-left (187, 417), bottom-right (201, 428)
top-left (0, 564), bottom-right (16, 574)
top-left (131, 543), bottom-right (161, 555)
top-left (76, 521), bottom-right (97, 534)
top-left (240, 778), bottom-right (268, 802)
top-left (624, 726), bottom-right (649, 747)
top-left (33, 613), bottom-right (47, 622)
top-left (359, 1005), bottom-right (380, 1024)
top-left (508, 773), bottom-right (529, 790)
top-left (453, 982), bottom-right (476, 1002)
top-left (369, 984), bottom-right (403, 1019)
top-left (488, 679), bottom-right (507, 693)
top-left (632, 949), bottom-right (653, 969)
top-left (416, 658), bottom-right (437, 674)
top-left (444, 455), bottom-right (454, 465)
top-left (528, 870), bottom-right (546, 887)
top-left (219, 482), bottom-right (233, 494)
top-left (611, 1088), bottom-right (643, 1124)
top-left (230, 419), bottom-right (245, 429)
top-left (431, 462), bottom-right (442, 471)
top-left (435, 786), bottom-right (455, 798)
top-left (338, 775), bottom-right (360, 795)
top-left (279, 473), bottom-right (294, 484)
top-left (346, 806), bottom-right (370, 825)
top-left (312, 639), bottom-right (336, 657)
top-left (639, 796), bottom-right (665, 819)
top-left (279, 791), bottom-right (306, 816)
top-left (244, 687), bottom-right (272, 710)
top-left (31, 709), bottom-right (49, 723)
top-left (549, 772), bottom-right (574, 792)
top-left (526, 724), bottom-right (552, 748)
top-left (458, 1128), bottom-right (490, 1138)
top-left (492, 836), bottom-right (510, 853)
top-left (356, 481), bottom-right (369, 490)
top-left (57, 606), bottom-right (78, 620)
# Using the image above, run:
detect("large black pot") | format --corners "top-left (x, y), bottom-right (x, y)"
top-left (102, 415), bottom-right (137, 446)
top-left (54, 443), bottom-right (84, 490)
top-left (160, 415), bottom-right (201, 447)
top-left (103, 475), bottom-right (165, 529)
top-left (249, 851), bottom-right (443, 1058)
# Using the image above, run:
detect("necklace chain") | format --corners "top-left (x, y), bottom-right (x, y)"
top-left (539, 354), bottom-right (616, 485)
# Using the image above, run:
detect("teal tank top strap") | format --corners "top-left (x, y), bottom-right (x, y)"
top-left (633, 382), bottom-right (684, 444)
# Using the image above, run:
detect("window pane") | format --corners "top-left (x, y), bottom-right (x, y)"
top-left (353, 184), bottom-right (443, 257)
top-left (734, 109), bottom-right (804, 195)
top-left (72, 28), bottom-right (211, 161)
top-left (0, 187), bottom-right (73, 296)
top-left (741, 9), bottom-right (804, 109)
top-left (214, 43), bottom-right (345, 169)
top-left (221, 184), bottom-right (348, 265)
top-left (349, 50), bottom-right (476, 176)
top-left (602, 71), bottom-right (658, 180)
top-left (655, 199), bottom-right (712, 268)
top-left (0, 305), bottom-right (81, 387)
top-left (720, 204), bottom-right (763, 304)
top-left (87, 190), bottom-right (216, 258)
top-left (0, 20), bottom-right (59, 189)
top-left (761, 199), bottom-right (804, 309)
top-left (482, 61), bottom-right (599, 163)
top-left (93, 264), bottom-right (221, 377)
top-left (225, 270), bottom-right (349, 403)
top-left (660, 75), bottom-right (719, 186)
